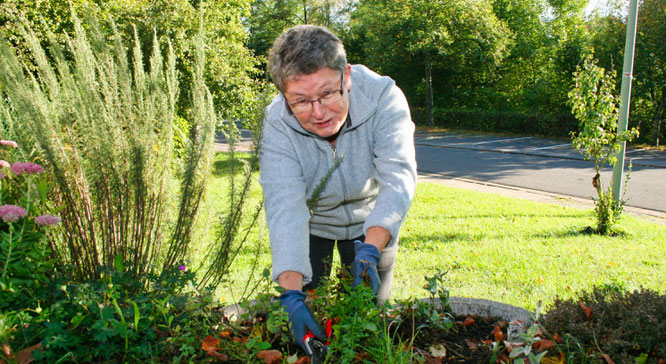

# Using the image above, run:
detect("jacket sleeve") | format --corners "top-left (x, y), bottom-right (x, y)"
top-left (259, 114), bottom-right (313, 284)
top-left (363, 82), bottom-right (417, 245)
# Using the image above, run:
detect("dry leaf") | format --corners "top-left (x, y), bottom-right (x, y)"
top-left (2, 343), bottom-right (10, 356)
top-left (207, 350), bottom-right (229, 362)
top-left (201, 335), bottom-right (220, 352)
top-left (457, 316), bottom-right (476, 327)
top-left (602, 354), bottom-right (615, 364)
top-left (5, 343), bottom-right (42, 364)
top-left (541, 353), bottom-right (565, 364)
top-left (536, 339), bottom-right (556, 352)
top-left (257, 349), bottom-right (283, 364)
top-left (293, 356), bottom-right (311, 364)
top-left (553, 333), bottom-right (564, 343)
top-left (466, 339), bottom-right (482, 350)
top-left (429, 343), bottom-right (447, 357)
top-left (579, 302), bottom-right (592, 320)
top-left (492, 325), bottom-right (506, 341)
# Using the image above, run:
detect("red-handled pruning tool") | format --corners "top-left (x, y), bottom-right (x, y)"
top-left (303, 318), bottom-right (333, 363)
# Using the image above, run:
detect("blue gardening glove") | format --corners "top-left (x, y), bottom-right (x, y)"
top-left (279, 290), bottom-right (326, 352)
top-left (351, 240), bottom-right (381, 295)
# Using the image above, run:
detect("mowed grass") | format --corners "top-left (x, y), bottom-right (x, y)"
top-left (203, 153), bottom-right (666, 311)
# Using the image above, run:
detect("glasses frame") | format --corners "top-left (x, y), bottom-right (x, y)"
top-left (286, 75), bottom-right (345, 115)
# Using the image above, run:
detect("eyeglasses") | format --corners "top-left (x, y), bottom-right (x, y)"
top-left (287, 76), bottom-right (344, 115)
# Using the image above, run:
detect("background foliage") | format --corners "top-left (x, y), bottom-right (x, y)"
top-left (243, 0), bottom-right (666, 146)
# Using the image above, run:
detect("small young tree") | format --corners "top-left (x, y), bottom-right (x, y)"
top-left (569, 55), bottom-right (639, 235)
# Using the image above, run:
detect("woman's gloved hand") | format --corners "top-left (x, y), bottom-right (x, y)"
top-left (351, 240), bottom-right (381, 295)
top-left (278, 289), bottom-right (326, 352)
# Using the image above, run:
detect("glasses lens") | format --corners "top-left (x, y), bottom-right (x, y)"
top-left (320, 90), bottom-right (342, 106)
top-left (291, 102), bottom-right (309, 114)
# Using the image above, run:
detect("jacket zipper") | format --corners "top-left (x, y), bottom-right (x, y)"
top-left (332, 145), bottom-right (336, 160)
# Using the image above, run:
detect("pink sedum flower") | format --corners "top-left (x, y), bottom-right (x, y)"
top-left (0, 204), bottom-right (27, 222)
top-left (11, 162), bottom-right (44, 176)
top-left (0, 160), bottom-right (9, 168)
top-left (0, 140), bottom-right (18, 148)
top-left (35, 214), bottom-right (62, 226)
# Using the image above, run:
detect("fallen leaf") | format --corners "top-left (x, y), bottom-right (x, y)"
top-left (293, 356), bottom-right (310, 364)
top-left (7, 343), bottom-right (41, 364)
top-left (579, 302), bottom-right (592, 320)
top-left (207, 350), bottom-right (228, 362)
top-left (457, 316), bottom-right (476, 327)
top-left (536, 339), bottom-right (557, 352)
top-left (492, 325), bottom-right (506, 341)
top-left (541, 353), bottom-right (565, 364)
top-left (602, 354), bottom-right (615, 364)
top-left (257, 349), bottom-right (283, 364)
top-left (553, 333), bottom-right (564, 343)
top-left (466, 338), bottom-right (482, 350)
top-left (2, 343), bottom-right (10, 356)
top-left (429, 343), bottom-right (446, 357)
top-left (201, 335), bottom-right (220, 352)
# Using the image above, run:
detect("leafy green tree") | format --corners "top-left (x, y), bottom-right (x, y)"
top-left (346, 0), bottom-right (510, 124)
top-left (634, 0), bottom-right (666, 146)
top-left (0, 0), bottom-right (262, 121)
top-left (569, 56), bottom-right (638, 235)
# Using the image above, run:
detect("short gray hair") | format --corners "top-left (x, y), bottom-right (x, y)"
top-left (268, 25), bottom-right (347, 93)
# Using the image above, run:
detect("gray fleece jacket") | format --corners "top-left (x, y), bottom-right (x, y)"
top-left (259, 64), bottom-right (417, 285)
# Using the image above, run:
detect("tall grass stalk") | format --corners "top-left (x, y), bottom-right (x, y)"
top-left (0, 12), bottom-right (216, 282)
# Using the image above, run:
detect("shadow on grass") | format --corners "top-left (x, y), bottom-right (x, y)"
top-left (541, 226), bottom-right (630, 238)
top-left (212, 153), bottom-right (259, 177)
top-left (411, 213), bottom-right (587, 221)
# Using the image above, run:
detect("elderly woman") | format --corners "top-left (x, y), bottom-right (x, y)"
top-left (259, 24), bottom-right (417, 351)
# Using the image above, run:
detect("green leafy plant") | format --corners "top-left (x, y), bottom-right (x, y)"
top-left (568, 55), bottom-right (639, 235)
top-left (0, 141), bottom-right (60, 311)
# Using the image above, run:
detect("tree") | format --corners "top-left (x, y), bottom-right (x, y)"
top-left (0, 0), bottom-right (262, 121)
top-left (346, 0), bottom-right (510, 124)
top-left (245, 0), bottom-right (349, 61)
top-left (569, 56), bottom-right (638, 234)
top-left (634, 0), bottom-right (666, 146)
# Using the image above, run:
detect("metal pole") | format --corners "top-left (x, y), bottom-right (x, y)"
top-left (611, 0), bottom-right (640, 204)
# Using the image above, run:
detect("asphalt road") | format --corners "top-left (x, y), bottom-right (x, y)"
top-left (414, 130), bottom-right (666, 214)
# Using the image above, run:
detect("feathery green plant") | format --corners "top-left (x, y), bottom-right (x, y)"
top-left (0, 11), bottom-right (215, 282)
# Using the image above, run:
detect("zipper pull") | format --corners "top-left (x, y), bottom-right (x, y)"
top-left (332, 145), bottom-right (336, 160)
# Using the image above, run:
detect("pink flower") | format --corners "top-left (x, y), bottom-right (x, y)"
top-left (179, 265), bottom-right (187, 271)
top-left (0, 160), bottom-right (9, 168)
top-left (0, 171), bottom-right (4, 179)
top-left (0, 204), bottom-right (27, 222)
top-left (35, 214), bottom-right (62, 226)
top-left (0, 140), bottom-right (18, 148)
top-left (10, 162), bottom-right (44, 176)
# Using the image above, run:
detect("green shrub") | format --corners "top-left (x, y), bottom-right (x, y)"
top-left (0, 11), bottom-right (217, 283)
top-left (426, 108), bottom-right (577, 137)
top-left (542, 287), bottom-right (666, 362)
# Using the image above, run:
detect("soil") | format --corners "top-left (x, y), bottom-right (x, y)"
top-left (397, 314), bottom-right (505, 363)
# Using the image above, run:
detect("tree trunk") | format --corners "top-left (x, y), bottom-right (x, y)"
top-left (425, 51), bottom-right (434, 127)
top-left (652, 88), bottom-right (664, 147)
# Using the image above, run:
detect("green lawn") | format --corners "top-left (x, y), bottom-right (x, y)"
top-left (203, 153), bottom-right (666, 312)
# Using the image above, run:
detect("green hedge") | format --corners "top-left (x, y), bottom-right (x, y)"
top-left (414, 108), bottom-right (578, 138)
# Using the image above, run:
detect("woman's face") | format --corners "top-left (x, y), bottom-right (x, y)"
top-left (283, 65), bottom-right (352, 140)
